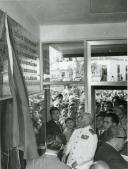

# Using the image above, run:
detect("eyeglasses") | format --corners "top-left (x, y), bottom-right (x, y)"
top-left (116, 137), bottom-right (127, 141)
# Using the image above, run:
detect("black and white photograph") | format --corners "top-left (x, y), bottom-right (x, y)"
top-left (0, 0), bottom-right (127, 169)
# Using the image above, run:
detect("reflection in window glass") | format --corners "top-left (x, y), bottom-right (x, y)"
top-left (0, 53), bottom-right (11, 98)
top-left (49, 84), bottom-right (85, 121)
top-left (2, 72), bottom-right (11, 97)
top-left (29, 93), bottom-right (46, 153)
top-left (50, 84), bottom-right (85, 104)
top-left (91, 56), bottom-right (127, 82)
top-left (43, 42), bottom-right (84, 82)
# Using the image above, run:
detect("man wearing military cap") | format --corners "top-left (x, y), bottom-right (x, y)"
top-left (63, 113), bottom-right (98, 169)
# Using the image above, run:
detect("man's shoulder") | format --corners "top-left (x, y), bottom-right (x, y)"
top-left (26, 156), bottom-right (45, 169)
top-left (96, 143), bottom-right (120, 159)
top-left (88, 128), bottom-right (96, 135)
top-left (26, 155), bottom-right (71, 169)
top-left (46, 156), bottom-right (71, 169)
top-left (97, 143), bottom-right (111, 151)
top-left (47, 120), bottom-right (55, 126)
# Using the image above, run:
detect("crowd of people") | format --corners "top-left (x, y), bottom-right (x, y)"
top-left (27, 88), bottom-right (127, 169)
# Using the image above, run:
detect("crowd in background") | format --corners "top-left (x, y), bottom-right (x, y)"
top-left (27, 88), bottom-right (127, 169)
top-left (29, 88), bottom-right (127, 136)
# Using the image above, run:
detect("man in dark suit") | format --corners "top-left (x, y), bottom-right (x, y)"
top-left (46, 107), bottom-right (66, 159)
top-left (96, 112), bottom-right (106, 137)
top-left (98, 113), bottom-right (119, 145)
top-left (46, 107), bottom-right (63, 136)
top-left (95, 126), bottom-right (128, 169)
top-left (26, 134), bottom-right (71, 169)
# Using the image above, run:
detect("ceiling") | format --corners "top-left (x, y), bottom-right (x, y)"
top-left (48, 42), bottom-right (127, 56)
top-left (91, 44), bottom-right (127, 56)
top-left (51, 42), bottom-right (84, 54)
top-left (16, 0), bottom-right (127, 25)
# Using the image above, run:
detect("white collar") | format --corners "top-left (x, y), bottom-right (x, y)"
top-left (77, 125), bottom-right (91, 130)
top-left (54, 121), bottom-right (59, 124)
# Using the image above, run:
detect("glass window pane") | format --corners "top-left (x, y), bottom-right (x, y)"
top-left (48, 84), bottom-right (85, 121)
top-left (29, 93), bottom-right (46, 155)
top-left (43, 42), bottom-right (84, 82)
top-left (91, 56), bottom-right (127, 82)
top-left (91, 44), bottom-right (127, 82)
top-left (50, 84), bottom-right (85, 105)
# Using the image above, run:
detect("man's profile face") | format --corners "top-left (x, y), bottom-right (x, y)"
top-left (116, 108), bottom-right (123, 120)
top-left (96, 116), bottom-right (104, 129)
top-left (51, 110), bottom-right (59, 121)
top-left (78, 114), bottom-right (91, 128)
top-left (103, 117), bottom-right (113, 130)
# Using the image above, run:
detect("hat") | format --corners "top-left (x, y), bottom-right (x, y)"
top-left (106, 126), bottom-right (126, 139)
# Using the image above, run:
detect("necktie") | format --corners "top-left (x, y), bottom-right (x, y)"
top-left (57, 121), bottom-right (63, 133)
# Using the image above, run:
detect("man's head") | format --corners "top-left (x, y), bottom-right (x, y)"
top-left (50, 107), bottom-right (60, 121)
top-left (115, 107), bottom-right (125, 120)
top-left (103, 113), bottom-right (119, 131)
top-left (76, 113), bottom-right (93, 128)
top-left (105, 126), bottom-right (126, 151)
top-left (90, 161), bottom-right (110, 169)
top-left (46, 134), bottom-right (63, 151)
top-left (78, 103), bottom-right (85, 114)
top-left (96, 112), bottom-right (106, 130)
top-left (104, 101), bottom-right (113, 112)
top-left (112, 96), bottom-right (120, 107)
top-left (55, 94), bottom-right (63, 103)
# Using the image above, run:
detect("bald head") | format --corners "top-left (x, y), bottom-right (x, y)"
top-left (77, 113), bottom-right (93, 128)
top-left (90, 161), bottom-right (110, 169)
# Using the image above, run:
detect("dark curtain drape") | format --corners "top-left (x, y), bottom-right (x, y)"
top-left (0, 9), bottom-right (38, 169)
top-left (7, 15), bottom-right (38, 159)
top-left (0, 10), bottom-right (6, 169)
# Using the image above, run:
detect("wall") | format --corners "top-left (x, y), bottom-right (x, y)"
top-left (40, 22), bottom-right (127, 42)
top-left (0, 1), bottom-right (39, 39)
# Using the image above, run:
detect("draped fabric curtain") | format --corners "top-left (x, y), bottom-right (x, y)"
top-left (0, 9), bottom-right (38, 169)
top-left (0, 10), bottom-right (6, 169)
top-left (6, 15), bottom-right (38, 159)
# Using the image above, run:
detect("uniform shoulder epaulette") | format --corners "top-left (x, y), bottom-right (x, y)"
top-left (81, 134), bottom-right (89, 140)
top-left (89, 128), bottom-right (95, 135)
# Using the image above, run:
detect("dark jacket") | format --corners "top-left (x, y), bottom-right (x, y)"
top-left (95, 142), bottom-right (128, 169)
top-left (46, 120), bottom-right (66, 145)
top-left (46, 120), bottom-right (63, 135)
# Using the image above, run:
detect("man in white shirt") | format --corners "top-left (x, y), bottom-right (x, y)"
top-left (26, 134), bottom-right (71, 169)
top-left (63, 113), bottom-right (98, 169)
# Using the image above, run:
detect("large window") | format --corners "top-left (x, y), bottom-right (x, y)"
top-left (43, 42), bottom-right (84, 82)
top-left (42, 42), bottom-right (85, 120)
